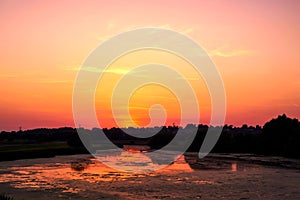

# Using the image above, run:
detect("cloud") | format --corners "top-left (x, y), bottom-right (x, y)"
top-left (157, 24), bottom-right (194, 34)
top-left (209, 46), bottom-right (253, 57)
top-left (132, 93), bottom-right (176, 101)
top-left (34, 79), bottom-right (73, 84)
top-left (0, 73), bottom-right (18, 78)
top-left (128, 106), bottom-right (149, 110)
top-left (63, 65), bottom-right (80, 71)
top-left (70, 65), bottom-right (135, 75)
top-left (175, 76), bottom-right (200, 81)
top-left (105, 68), bottom-right (132, 75)
top-left (181, 27), bottom-right (194, 34)
top-left (107, 21), bottom-right (116, 31)
top-left (97, 34), bottom-right (114, 42)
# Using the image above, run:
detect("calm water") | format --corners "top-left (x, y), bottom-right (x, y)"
top-left (0, 152), bottom-right (300, 199)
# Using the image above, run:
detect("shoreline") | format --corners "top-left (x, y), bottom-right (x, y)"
top-left (2, 149), bottom-right (300, 170)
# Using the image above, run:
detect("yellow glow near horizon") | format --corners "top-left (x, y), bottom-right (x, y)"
top-left (95, 49), bottom-right (210, 128)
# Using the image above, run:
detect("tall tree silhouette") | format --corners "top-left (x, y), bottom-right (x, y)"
top-left (261, 114), bottom-right (300, 157)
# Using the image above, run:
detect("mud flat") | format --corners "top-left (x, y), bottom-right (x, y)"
top-left (0, 153), bottom-right (299, 200)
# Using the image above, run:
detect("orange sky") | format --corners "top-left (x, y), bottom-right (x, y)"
top-left (0, 0), bottom-right (299, 131)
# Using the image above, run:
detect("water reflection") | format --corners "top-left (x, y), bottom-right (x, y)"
top-left (69, 152), bottom-right (241, 173)
top-left (0, 152), bottom-right (257, 194)
top-left (94, 150), bottom-right (179, 172)
top-left (231, 162), bottom-right (237, 172)
top-left (70, 152), bottom-right (243, 173)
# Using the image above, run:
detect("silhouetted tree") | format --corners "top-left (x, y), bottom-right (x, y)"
top-left (260, 114), bottom-right (300, 158)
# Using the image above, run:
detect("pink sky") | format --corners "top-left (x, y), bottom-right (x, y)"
top-left (0, 0), bottom-right (299, 131)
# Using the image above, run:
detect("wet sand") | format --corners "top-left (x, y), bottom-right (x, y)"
top-left (0, 153), bottom-right (300, 200)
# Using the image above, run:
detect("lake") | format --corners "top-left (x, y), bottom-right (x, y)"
top-left (0, 152), bottom-right (300, 199)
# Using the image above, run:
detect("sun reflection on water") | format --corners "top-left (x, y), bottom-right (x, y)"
top-left (0, 152), bottom-right (248, 194)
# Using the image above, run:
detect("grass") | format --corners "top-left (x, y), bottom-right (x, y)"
top-left (0, 141), bottom-right (88, 162)
top-left (0, 141), bottom-right (69, 153)
top-left (0, 193), bottom-right (14, 200)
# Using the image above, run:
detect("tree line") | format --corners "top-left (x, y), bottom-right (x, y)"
top-left (1, 114), bottom-right (299, 158)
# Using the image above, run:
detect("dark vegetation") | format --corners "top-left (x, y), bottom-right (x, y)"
top-left (0, 127), bottom-right (88, 161)
top-left (0, 114), bottom-right (299, 161)
top-left (0, 193), bottom-right (14, 200)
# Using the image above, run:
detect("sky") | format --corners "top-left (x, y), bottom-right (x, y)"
top-left (0, 0), bottom-right (300, 131)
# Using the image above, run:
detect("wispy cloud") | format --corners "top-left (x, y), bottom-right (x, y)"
top-left (156, 24), bottom-right (194, 34)
top-left (132, 93), bottom-right (176, 101)
top-left (209, 46), bottom-right (253, 57)
top-left (128, 106), bottom-right (149, 110)
top-left (97, 35), bottom-right (114, 42)
top-left (105, 68), bottom-right (132, 75)
top-left (63, 65), bottom-right (80, 71)
top-left (34, 79), bottom-right (73, 84)
top-left (67, 65), bottom-right (135, 75)
top-left (175, 76), bottom-right (200, 81)
top-left (107, 21), bottom-right (116, 31)
top-left (0, 73), bottom-right (18, 78)
top-left (181, 27), bottom-right (194, 34)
